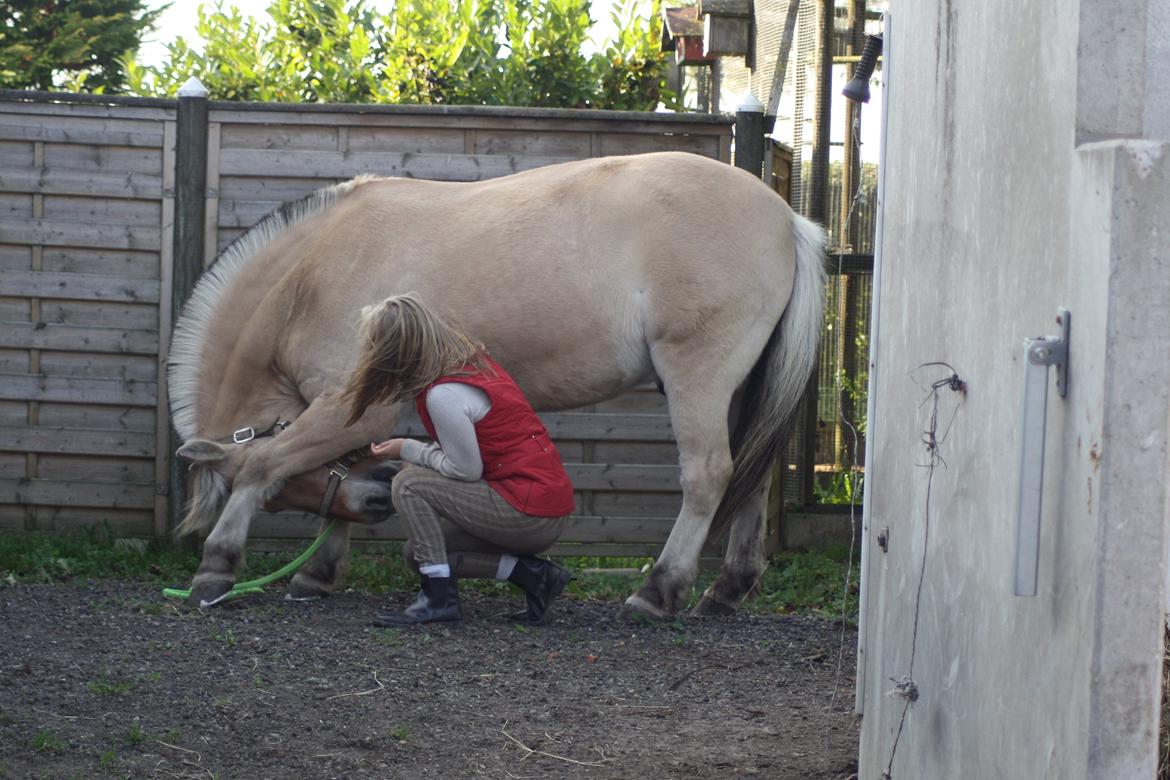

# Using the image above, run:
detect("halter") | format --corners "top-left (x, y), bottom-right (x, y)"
top-left (216, 417), bottom-right (368, 518)
top-left (163, 428), bottom-right (372, 604)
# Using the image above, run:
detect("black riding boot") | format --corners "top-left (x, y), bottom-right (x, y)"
top-left (372, 575), bottom-right (462, 625)
top-left (507, 556), bottom-right (573, 625)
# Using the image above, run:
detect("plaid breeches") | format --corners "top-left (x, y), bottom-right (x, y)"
top-left (391, 466), bottom-right (568, 576)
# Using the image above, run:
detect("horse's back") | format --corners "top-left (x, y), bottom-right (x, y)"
top-left (276, 153), bottom-right (799, 407)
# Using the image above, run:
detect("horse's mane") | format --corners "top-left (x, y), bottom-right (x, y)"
top-left (167, 175), bottom-right (381, 440)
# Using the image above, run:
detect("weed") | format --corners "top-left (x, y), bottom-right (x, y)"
top-left (251, 674), bottom-right (266, 689)
top-left (210, 628), bottom-right (237, 647)
top-left (31, 730), bottom-right (65, 752)
top-left (98, 749), bottom-right (118, 767)
top-left (142, 671), bottom-right (162, 683)
top-left (124, 719), bottom-right (146, 746)
top-left (87, 677), bottom-right (133, 696)
top-left (813, 469), bottom-right (864, 506)
top-left (212, 697), bottom-right (234, 709)
top-left (390, 724), bottom-right (410, 741)
top-left (163, 728), bottom-right (183, 742)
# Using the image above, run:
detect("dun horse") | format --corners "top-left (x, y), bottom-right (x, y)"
top-left (170, 151), bottom-right (825, 616)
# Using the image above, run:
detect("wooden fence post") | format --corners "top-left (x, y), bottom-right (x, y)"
top-left (167, 77), bottom-right (210, 537)
top-left (734, 94), bottom-right (765, 179)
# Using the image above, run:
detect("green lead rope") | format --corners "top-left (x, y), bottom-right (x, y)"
top-left (162, 520), bottom-right (338, 602)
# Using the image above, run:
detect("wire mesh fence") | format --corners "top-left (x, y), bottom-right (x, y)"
top-left (773, 0), bottom-right (884, 507)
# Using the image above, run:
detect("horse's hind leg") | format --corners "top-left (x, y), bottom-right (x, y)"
top-left (693, 483), bottom-right (769, 615)
top-left (287, 519), bottom-right (353, 600)
top-left (625, 351), bottom-right (741, 617)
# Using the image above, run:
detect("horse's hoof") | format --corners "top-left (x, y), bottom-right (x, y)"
top-left (287, 574), bottom-right (331, 601)
top-left (691, 594), bottom-right (738, 617)
top-left (621, 593), bottom-right (670, 622)
top-left (187, 578), bottom-right (234, 609)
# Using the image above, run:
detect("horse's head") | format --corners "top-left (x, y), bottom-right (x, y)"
top-left (174, 432), bottom-right (395, 537)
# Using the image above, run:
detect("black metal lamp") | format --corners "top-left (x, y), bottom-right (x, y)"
top-left (842, 33), bottom-right (883, 103)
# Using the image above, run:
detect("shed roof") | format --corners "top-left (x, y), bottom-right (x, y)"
top-left (662, 6), bottom-right (704, 39)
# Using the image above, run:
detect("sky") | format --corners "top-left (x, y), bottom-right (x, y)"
top-left (139, 0), bottom-right (633, 67)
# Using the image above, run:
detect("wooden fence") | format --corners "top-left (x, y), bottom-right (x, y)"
top-left (0, 90), bottom-right (736, 556)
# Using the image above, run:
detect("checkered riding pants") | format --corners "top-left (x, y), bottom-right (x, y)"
top-left (391, 466), bottom-right (568, 579)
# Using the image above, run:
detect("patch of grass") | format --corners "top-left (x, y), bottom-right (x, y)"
top-left (371, 629), bottom-right (401, 646)
top-left (0, 528), bottom-right (858, 620)
top-left (31, 729), bottom-right (66, 752)
top-left (0, 524), bottom-right (199, 585)
top-left (87, 677), bottom-right (133, 696)
top-left (345, 549), bottom-right (417, 595)
top-left (750, 548), bottom-right (860, 620)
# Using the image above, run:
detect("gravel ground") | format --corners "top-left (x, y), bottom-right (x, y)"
top-left (0, 581), bottom-right (859, 779)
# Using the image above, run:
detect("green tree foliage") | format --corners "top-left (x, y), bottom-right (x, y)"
top-left (122, 0), bottom-right (676, 110)
top-left (0, 0), bottom-right (164, 92)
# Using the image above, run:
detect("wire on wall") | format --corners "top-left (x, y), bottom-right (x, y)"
top-left (881, 362), bottom-right (965, 780)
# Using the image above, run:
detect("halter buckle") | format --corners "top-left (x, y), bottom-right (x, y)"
top-left (232, 427), bottom-right (256, 444)
top-left (328, 461), bottom-right (351, 480)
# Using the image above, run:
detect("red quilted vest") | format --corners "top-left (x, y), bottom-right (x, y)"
top-left (415, 357), bottom-right (575, 517)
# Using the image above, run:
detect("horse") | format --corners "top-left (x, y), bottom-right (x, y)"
top-left (169, 150), bottom-right (826, 617)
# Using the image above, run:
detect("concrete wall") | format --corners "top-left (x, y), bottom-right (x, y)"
top-left (857, 1), bottom-right (1170, 777)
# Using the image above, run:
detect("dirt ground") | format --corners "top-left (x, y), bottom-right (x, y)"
top-left (0, 581), bottom-right (859, 779)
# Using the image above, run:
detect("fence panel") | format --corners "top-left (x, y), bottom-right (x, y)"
top-left (0, 94), bottom-right (175, 537)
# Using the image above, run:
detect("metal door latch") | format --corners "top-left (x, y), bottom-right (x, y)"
top-left (1014, 308), bottom-right (1070, 597)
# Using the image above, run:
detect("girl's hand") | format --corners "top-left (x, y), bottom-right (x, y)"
top-left (370, 438), bottom-right (407, 459)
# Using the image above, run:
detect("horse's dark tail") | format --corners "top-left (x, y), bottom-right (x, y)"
top-left (707, 211), bottom-right (827, 544)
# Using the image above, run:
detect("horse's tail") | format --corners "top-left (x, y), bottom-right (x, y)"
top-left (175, 466), bottom-right (229, 537)
top-left (708, 211), bottom-right (827, 542)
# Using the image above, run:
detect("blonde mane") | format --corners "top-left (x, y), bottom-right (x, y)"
top-left (167, 176), bottom-right (380, 440)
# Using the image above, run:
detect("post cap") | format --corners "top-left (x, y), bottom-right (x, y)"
top-left (177, 77), bottom-right (209, 98)
top-left (736, 93), bottom-right (764, 113)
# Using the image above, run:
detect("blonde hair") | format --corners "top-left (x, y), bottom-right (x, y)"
top-left (342, 293), bottom-right (490, 426)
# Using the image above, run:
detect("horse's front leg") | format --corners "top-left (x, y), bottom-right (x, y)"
top-left (287, 520), bottom-right (353, 600)
top-left (188, 481), bottom-right (270, 607)
top-left (188, 395), bottom-right (389, 607)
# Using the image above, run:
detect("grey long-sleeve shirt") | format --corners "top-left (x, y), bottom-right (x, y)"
top-left (399, 383), bottom-right (491, 481)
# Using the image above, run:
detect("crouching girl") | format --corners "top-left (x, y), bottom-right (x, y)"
top-left (341, 293), bottom-right (575, 625)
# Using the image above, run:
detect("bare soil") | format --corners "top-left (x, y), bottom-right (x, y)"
top-left (0, 582), bottom-right (859, 779)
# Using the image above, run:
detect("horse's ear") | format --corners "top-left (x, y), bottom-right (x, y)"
top-left (177, 439), bottom-right (229, 463)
